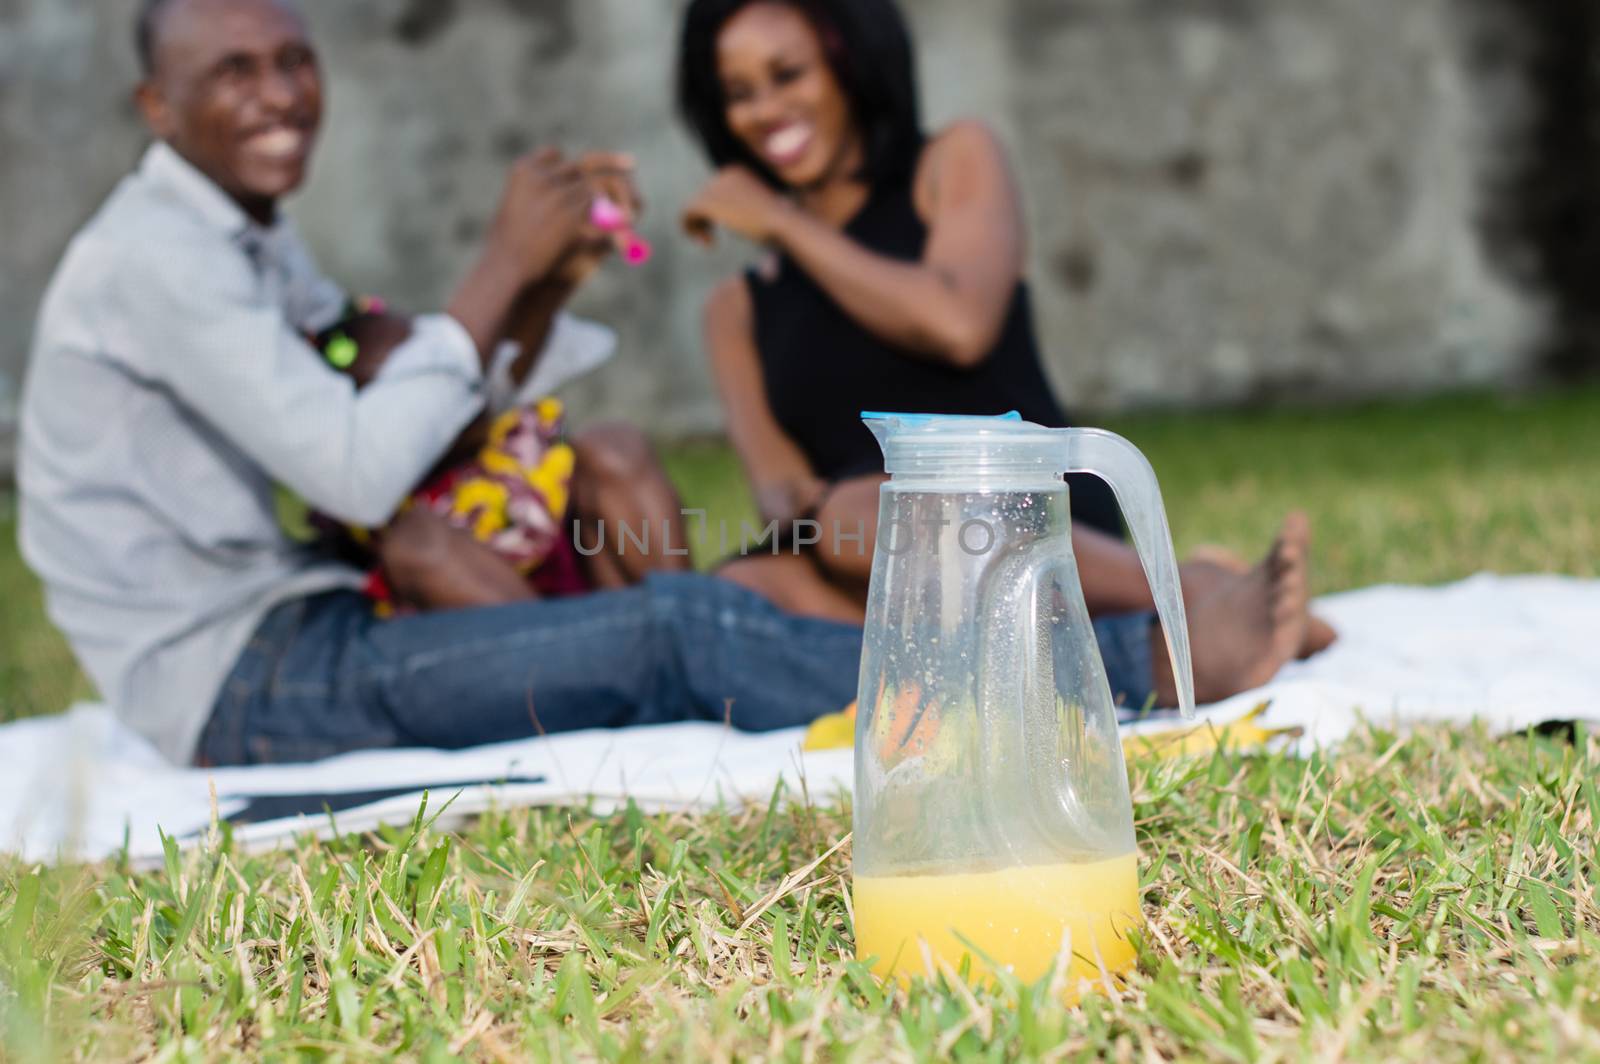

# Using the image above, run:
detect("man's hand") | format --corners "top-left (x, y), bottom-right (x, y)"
top-left (547, 152), bottom-right (646, 287)
top-left (450, 147), bottom-right (600, 360)
top-left (487, 148), bottom-right (597, 281)
top-left (380, 508), bottom-right (536, 610)
top-left (582, 151), bottom-right (643, 225)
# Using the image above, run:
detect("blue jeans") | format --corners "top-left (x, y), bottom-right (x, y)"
top-left (196, 573), bottom-right (1157, 766)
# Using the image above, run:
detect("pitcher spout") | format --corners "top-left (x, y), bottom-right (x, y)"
top-left (862, 413), bottom-right (900, 462)
top-left (861, 410), bottom-right (1026, 469)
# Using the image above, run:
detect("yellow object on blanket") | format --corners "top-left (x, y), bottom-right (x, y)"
top-left (1119, 701), bottom-right (1304, 759)
top-left (801, 700), bottom-right (1302, 760)
top-left (803, 705), bottom-right (860, 751)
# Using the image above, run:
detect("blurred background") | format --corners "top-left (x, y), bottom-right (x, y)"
top-left (2, 0), bottom-right (1599, 718)
top-left (5, 0), bottom-right (1600, 471)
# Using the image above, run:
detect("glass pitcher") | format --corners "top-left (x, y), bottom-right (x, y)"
top-left (851, 412), bottom-right (1195, 994)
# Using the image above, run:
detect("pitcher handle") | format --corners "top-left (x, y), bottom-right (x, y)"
top-left (1058, 429), bottom-right (1196, 718)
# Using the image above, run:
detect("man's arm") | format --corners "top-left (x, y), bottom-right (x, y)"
top-left (493, 151), bottom-right (641, 390)
top-left (127, 248), bottom-right (487, 527)
top-left (501, 279), bottom-right (579, 386)
top-left (126, 150), bottom-right (597, 528)
top-left (449, 150), bottom-right (599, 364)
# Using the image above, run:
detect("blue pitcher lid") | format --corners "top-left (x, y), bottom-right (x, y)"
top-left (861, 410), bottom-right (1024, 425)
top-left (861, 411), bottom-right (1073, 482)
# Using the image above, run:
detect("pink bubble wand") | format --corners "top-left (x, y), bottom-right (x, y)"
top-left (590, 196), bottom-right (653, 266)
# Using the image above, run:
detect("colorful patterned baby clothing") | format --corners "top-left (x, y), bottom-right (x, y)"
top-left (279, 301), bottom-right (589, 611)
top-left (359, 398), bottom-right (588, 611)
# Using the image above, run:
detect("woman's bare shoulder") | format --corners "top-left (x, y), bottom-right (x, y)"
top-left (915, 119), bottom-right (1016, 211)
top-left (930, 118), bottom-right (1008, 156)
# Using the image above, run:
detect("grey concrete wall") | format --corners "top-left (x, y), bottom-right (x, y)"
top-left (0, 0), bottom-right (1542, 467)
top-left (1001, 0), bottom-right (1538, 407)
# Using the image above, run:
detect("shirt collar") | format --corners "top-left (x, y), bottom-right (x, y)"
top-left (140, 140), bottom-right (287, 246)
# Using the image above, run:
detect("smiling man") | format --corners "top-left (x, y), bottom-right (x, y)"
top-left (133, 0), bottom-right (321, 226)
top-left (17, 0), bottom-right (862, 767)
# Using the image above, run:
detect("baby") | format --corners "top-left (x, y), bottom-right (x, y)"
top-left (301, 299), bottom-right (588, 612)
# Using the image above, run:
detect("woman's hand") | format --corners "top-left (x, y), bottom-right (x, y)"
top-left (755, 475), bottom-right (831, 530)
top-left (682, 166), bottom-right (792, 246)
top-left (702, 121), bottom-right (1025, 369)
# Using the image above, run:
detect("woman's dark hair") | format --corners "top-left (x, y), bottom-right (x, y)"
top-left (677, 0), bottom-right (924, 190)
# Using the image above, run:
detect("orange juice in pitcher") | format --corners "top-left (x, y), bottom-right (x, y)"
top-left (854, 854), bottom-right (1141, 990)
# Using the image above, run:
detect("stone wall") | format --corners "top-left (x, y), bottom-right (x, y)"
top-left (1003, 0), bottom-right (1538, 406)
top-left (0, 0), bottom-right (1546, 471)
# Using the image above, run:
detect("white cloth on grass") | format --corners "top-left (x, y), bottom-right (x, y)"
top-left (3, 574), bottom-right (1596, 866)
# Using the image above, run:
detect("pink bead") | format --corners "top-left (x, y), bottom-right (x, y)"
top-left (590, 196), bottom-right (628, 231)
top-left (624, 236), bottom-right (653, 265)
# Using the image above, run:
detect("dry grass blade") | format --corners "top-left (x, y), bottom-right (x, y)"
top-left (736, 832), bottom-right (852, 934)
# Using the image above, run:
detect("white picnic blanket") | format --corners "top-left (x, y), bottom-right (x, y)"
top-left (3, 574), bottom-right (1596, 865)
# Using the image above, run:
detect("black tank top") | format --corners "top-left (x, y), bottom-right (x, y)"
top-left (745, 165), bottom-right (1123, 535)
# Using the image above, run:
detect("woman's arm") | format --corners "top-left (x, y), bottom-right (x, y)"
top-left (683, 121), bottom-right (1025, 369)
top-left (703, 275), bottom-right (829, 525)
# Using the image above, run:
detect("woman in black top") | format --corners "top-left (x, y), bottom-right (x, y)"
top-left (738, 163), bottom-right (1125, 536)
top-left (677, 0), bottom-right (1331, 699)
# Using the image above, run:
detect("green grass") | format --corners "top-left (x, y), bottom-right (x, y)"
top-left (1109, 388), bottom-right (1600, 589)
top-left (3, 388), bottom-right (1600, 1060)
top-left (5, 728), bottom-right (1599, 1060)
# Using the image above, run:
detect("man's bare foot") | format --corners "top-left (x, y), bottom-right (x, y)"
top-left (1153, 512), bottom-right (1313, 706)
top-left (1185, 539), bottom-right (1337, 660)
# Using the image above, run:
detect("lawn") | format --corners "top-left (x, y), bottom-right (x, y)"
top-left (2, 388), bottom-right (1599, 1060)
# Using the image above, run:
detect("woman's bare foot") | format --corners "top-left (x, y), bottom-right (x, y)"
top-left (1180, 557), bottom-right (1246, 608)
top-left (1188, 543), bottom-right (1249, 572)
top-left (1302, 616), bottom-right (1339, 657)
top-left (1153, 512), bottom-right (1313, 706)
top-left (1185, 539), bottom-right (1337, 660)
